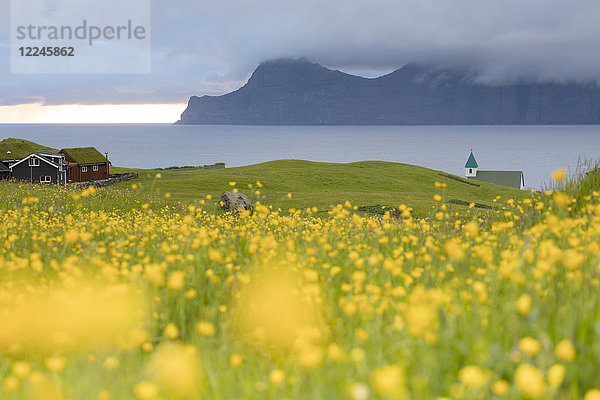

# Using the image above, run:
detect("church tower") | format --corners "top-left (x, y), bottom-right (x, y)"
top-left (465, 151), bottom-right (478, 178)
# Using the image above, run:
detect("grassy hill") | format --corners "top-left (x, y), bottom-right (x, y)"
top-left (0, 136), bottom-right (529, 217)
top-left (112, 160), bottom-right (529, 217)
top-left (0, 138), bottom-right (58, 160)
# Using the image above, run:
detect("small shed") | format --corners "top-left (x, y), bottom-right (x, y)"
top-left (60, 147), bottom-right (109, 183)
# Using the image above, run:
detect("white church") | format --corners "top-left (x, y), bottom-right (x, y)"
top-left (464, 151), bottom-right (524, 189)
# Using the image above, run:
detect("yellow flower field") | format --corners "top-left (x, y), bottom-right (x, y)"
top-left (1, 175), bottom-right (599, 399)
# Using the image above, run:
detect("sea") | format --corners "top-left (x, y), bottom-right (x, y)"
top-left (1, 124), bottom-right (599, 190)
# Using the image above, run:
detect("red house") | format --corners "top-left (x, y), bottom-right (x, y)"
top-left (60, 147), bottom-right (109, 183)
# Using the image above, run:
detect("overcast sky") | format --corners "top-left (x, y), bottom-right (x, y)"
top-left (1, 0), bottom-right (600, 107)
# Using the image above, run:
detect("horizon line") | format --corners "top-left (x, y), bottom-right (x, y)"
top-left (0, 103), bottom-right (185, 124)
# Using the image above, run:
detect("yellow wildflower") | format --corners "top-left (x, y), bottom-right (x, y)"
top-left (551, 168), bottom-right (566, 182)
top-left (166, 271), bottom-right (186, 290)
top-left (371, 364), bottom-right (405, 399)
top-left (97, 390), bottom-right (111, 400)
top-left (3, 376), bottom-right (19, 393)
top-left (584, 389), bottom-right (600, 400)
top-left (553, 192), bottom-right (572, 207)
top-left (229, 353), bottom-right (243, 367)
top-left (133, 382), bottom-right (160, 400)
top-left (514, 364), bottom-right (546, 398)
top-left (148, 343), bottom-right (204, 398)
top-left (547, 364), bottom-right (565, 388)
top-left (45, 356), bottom-right (66, 373)
top-left (458, 365), bottom-right (488, 388)
top-left (164, 323), bottom-right (179, 340)
top-left (195, 321), bottom-right (215, 337)
top-left (516, 294), bottom-right (532, 315)
top-left (490, 380), bottom-right (509, 396)
top-left (269, 369), bottom-right (285, 386)
top-left (519, 337), bottom-right (542, 356)
top-left (349, 382), bottom-right (370, 400)
top-left (11, 361), bottom-right (31, 378)
top-left (555, 339), bottom-right (576, 361)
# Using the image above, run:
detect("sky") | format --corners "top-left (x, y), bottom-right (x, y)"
top-left (1, 0), bottom-right (600, 123)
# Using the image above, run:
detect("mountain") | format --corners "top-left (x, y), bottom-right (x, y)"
top-left (176, 58), bottom-right (600, 125)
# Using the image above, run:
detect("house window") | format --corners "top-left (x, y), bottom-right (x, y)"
top-left (29, 158), bottom-right (40, 167)
top-left (469, 168), bottom-right (473, 174)
top-left (82, 166), bottom-right (88, 173)
top-left (93, 165), bottom-right (99, 172)
top-left (40, 176), bottom-right (51, 183)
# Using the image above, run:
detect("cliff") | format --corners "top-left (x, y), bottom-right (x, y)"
top-left (177, 59), bottom-right (600, 125)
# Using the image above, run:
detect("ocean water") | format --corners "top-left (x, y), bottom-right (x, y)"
top-left (1, 124), bottom-right (599, 190)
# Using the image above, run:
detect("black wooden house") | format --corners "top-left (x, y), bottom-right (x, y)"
top-left (9, 151), bottom-right (67, 184)
top-left (0, 162), bottom-right (9, 180)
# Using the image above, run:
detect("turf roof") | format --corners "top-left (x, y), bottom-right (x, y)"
top-left (62, 147), bottom-right (107, 164)
top-left (474, 170), bottom-right (524, 189)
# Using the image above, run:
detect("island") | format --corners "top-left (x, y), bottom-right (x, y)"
top-left (177, 58), bottom-right (600, 125)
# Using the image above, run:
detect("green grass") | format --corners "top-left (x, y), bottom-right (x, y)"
top-left (0, 138), bottom-right (58, 160)
top-left (546, 159), bottom-right (600, 214)
top-left (111, 160), bottom-right (528, 218)
top-left (1, 160), bottom-right (599, 399)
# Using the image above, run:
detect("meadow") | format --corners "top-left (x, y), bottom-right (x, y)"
top-left (111, 160), bottom-right (527, 218)
top-left (1, 163), bottom-right (599, 400)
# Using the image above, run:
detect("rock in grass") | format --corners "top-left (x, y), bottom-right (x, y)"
top-left (220, 191), bottom-right (252, 212)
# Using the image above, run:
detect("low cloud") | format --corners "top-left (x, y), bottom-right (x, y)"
top-left (1, 0), bottom-right (600, 106)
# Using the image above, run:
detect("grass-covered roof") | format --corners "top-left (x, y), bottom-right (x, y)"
top-left (61, 147), bottom-right (106, 164)
top-left (474, 170), bottom-right (524, 189)
top-left (0, 138), bottom-right (57, 160)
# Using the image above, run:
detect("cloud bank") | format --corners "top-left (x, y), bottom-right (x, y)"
top-left (1, 0), bottom-right (600, 105)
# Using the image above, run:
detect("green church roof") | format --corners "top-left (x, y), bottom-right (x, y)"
top-left (473, 171), bottom-right (524, 189)
top-left (465, 151), bottom-right (478, 168)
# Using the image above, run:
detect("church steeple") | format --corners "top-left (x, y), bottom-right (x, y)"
top-left (465, 151), bottom-right (478, 178)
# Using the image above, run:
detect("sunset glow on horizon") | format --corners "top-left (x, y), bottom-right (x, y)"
top-left (0, 103), bottom-right (186, 124)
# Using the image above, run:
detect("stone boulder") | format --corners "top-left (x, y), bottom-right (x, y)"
top-left (220, 191), bottom-right (252, 212)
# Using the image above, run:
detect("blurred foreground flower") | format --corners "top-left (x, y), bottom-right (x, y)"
top-left (519, 337), bottom-right (542, 356)
top-left (0, 280), bottom-right (146, 354)
top-left (458, 365), bottom-right (488, 388)
top-left (370, 364), bottom-right (405, 399)
top-left (232, 266), bottom-right (327, 356)
top-left (30, 373), bottom-right (64, 400)
top-left (551, 168), bottom-right (567, 182)
top-left (134, 381), bottom-right (160, 400)
top-left (555, 339), bottom-right (577, 361)
top-left (553, 192), bottom-right (573, 207)
top-left (514, 364), bottom-right (546, 399)
top-left (146, 343), bottom-right (204, 398)
top-left (547, 364), bottom-right (565, 388)
top-left (585, 389), bottom-right (600, 400)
